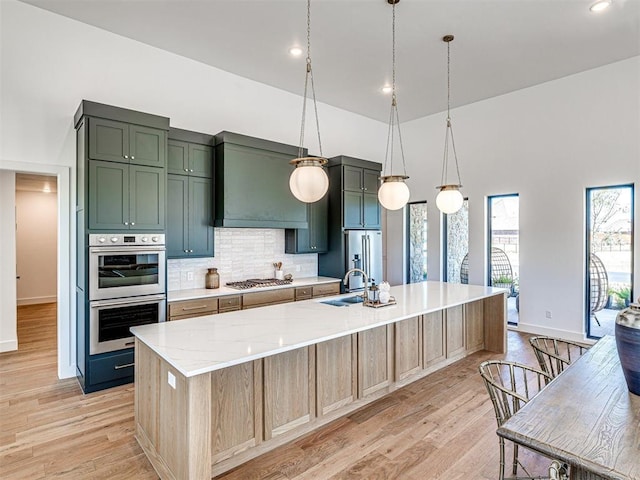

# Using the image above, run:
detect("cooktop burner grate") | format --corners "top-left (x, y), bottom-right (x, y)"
top-left (225, 278), bottom-right (293, 290)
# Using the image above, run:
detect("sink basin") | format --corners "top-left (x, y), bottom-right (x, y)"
top-left (319, 295), bottom-right (364, 307)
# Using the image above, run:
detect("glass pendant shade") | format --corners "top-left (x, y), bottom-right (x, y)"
top-left (289, 157), bottom-right (328, 203)
top-left (378, 176), bottom-right (410, 211)
top-left (436, 185), bottom-right (464, 214)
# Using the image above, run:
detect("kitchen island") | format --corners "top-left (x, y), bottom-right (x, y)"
top-left (132, 281), bottom-right (507, 479)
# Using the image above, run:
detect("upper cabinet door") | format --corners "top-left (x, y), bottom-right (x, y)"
top-left (363, 193), bottom-right (381, 229)
top-left (343, 191), bottom-right (364, 228)
top-left (188, 176), bottom-right (214, 257)
top-left (167, 140), bottom-right (189, 175)
top-left (88, 160), bottom-right (129, 230)
top-left (129, 165), bottom-right (165, 230)
top-left (89, 118), bottom-right (129, 163)
top-left (188, 144), bottom-right (213, 178)
top-left (166, 174), bottom-right (189, 258)
top-left (130, 125), bottom-right (166, 168)
top-left (363, 169), bottom-right (379, 194)
top-left (343, 165), bottom-right (363, 192)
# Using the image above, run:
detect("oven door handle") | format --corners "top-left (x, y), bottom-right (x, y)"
top-left (90, 294), bottom-right (166, 308)
top-left (90, 246), bottom-right (166, 254)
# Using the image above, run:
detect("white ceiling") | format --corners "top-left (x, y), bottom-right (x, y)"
top-left (21, 0), bottom-right (640, 122)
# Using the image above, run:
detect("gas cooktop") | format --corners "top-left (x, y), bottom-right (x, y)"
top-left (225, 278), bottom-right (293, 290)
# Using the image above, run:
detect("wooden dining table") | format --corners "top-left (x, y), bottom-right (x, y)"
top-left (497, 335), bottom-right (639, 480)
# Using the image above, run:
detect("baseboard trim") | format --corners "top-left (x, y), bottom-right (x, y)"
top-left (17, 296), bottom-right (57, 306)
top-left (512, 322), bottom-right (596, 345)
top-left (0, 339), bottom-right (18, 352)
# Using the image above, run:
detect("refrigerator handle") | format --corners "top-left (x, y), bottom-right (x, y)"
top-left (361, 235), bottom-right (367, 278)
top-left (366, 235), bottom-right (372, 279)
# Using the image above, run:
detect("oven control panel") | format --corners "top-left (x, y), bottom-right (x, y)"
top-left (89, 233), bottom-right (165, 247)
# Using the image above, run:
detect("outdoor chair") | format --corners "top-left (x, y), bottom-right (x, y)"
top-left (529, 336), bottom-right (590, 379)
top-left (479, 360), bottom-right (568, 480)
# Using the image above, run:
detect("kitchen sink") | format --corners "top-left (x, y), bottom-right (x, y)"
top-left (319, 295), bottom-right (364, 307)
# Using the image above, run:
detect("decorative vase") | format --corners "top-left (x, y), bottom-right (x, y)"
top-left (205, 268), bottom-right (220, 289)
top-left (615, 297), bottom-right (640, 396)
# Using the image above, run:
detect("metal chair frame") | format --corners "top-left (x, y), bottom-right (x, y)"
top-left (529, 336), bottom-right (590, 379)
top-left (479, 360), bottom-right (562, 480)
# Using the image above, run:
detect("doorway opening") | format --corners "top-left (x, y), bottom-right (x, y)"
top-left (488, 194), bottom-right (520, 325)
top-left (586, 184), bottom-right (634, 339)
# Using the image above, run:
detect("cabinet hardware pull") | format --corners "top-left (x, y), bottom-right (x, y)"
top-left (114, 362), bottom-right (135, 370)
top-left (131, 156), bottom-right (135, 160)
top-left (124, 222), bottom-right (129, 225)
top-left (190, 169), bottom-right (194, 172)
top-left (124, 155), bottom-right (129, 159)
top-left (182, 305), bottom-right (208, 311)
top-left (131, 222), bottom-right (135, 226)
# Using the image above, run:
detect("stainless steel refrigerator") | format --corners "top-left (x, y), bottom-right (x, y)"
top-left (344, 230), bottom-right (382, 291)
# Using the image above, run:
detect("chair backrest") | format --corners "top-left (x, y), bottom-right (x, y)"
top-left (529, 336), bottom-right (589, 378)
top-left (478, 360), bottom-right (552, 428)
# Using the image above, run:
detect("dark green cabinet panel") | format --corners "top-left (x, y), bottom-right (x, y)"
top-left (168, 140), bottom-right (212, 177)
top-left (130, 124), bottom-right (166, 167)
top-left (285, 195), bottom-right (328, 254)
top-left (88, 160), bottom-right (129, 230)
top-left (214, 133), bottom-right (307, 228)
top-left (363, 193), bottom-right (381, 229)
top-left (129, 165), bottom-right (165, 230)
top-left (88, 160), bottom-right (164, 231)
top-left (343, 191), bottom-right (364, 229)
top-left (167, 175), bottom-right (189, 257)
top-left (89, 118), bottom-right (129, 163)
top-left (88, 118), bottom-right (166, 167)
top-left (363, 169), bottom-right (379, 193)
top-left (167, 174), bottom-right (213, 258)
top-left (343, 166), bottom-right (363, 192)
top-left (168, 140), bottom-right (189, 174)
top-left (187, 177), bottom-right (214, 256)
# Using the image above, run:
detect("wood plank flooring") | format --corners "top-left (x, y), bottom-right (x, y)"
top-left (1, 303), bottom-right (550, 479)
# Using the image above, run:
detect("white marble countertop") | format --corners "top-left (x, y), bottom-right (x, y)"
top-left (167, 276), bottom-right (341, 302)
top-left (133, 281), bottom-right (506, 378)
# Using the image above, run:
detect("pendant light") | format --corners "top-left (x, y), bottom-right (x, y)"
top-left (378, 0), bottom-right (410, 211)
top-left (289, 0), bottom-right (329, 203)
top-left (435, 34), bottom-right (464, 215)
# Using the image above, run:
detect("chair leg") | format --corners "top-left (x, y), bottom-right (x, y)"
top-left (512, 443), bottom-right (519, 476)
top-left (499, 437), bottom-right (506, 480)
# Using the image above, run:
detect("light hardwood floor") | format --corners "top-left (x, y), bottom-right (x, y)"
top-left (1, 303), bottom-right (549, 479)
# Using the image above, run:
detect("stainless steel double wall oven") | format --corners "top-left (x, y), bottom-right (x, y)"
top-left (88, 233), bottom-right (166, 355)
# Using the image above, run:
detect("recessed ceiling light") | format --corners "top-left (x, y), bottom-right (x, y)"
top-left (381, 85), bottom-right (392, 94)
top-left (288, 46), bottom-right (303, 57)
top-left (590, 1), bottom-right (611, 12)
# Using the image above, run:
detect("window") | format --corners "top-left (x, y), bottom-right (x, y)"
top-left (586, 185), bottom-right (634, 339)
top-left (407, 202), bottom-right (427, 283)
top-left (443, 199), bottom-right (469, 283)
top-left (488, 194), bottom-right (520, 325)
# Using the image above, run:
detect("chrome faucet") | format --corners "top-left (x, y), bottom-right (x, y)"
top-left (343, 268), bottom-right (369, 304)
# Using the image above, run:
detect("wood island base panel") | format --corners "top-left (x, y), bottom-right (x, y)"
top-left (132, 281), bottom-right (507, 479)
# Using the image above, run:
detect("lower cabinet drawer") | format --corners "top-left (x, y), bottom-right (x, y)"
top-left (89, 350), bottom-right (134, 385)
top-left (313, 282), bottom-right (341, 298)
top-left (218, 295), bottom-right (242, 312)
top-left (169, 298), bottom-right (218, 320)
top-left (295, 287), bottom-right (312, 301)
top-left (243, 289), bottom-right (294, 309)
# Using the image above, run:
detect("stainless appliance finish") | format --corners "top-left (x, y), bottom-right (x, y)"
top-left (344, 230), bottom-right (382, 291)
top-left (90, 294), bottom-right (166, 355)
top-left (89, 233), bottom-right (166, 301)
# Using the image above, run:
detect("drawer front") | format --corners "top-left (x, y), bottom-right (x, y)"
top-left (243, 289), bottom-right (294, 309)
top-left (169, 298), bottom-right (218, 320)
top-left (295, 287), bottom-right (312, 301)
top-left (313, 283), bottom-right (341, 298)
top-left (89, 350), bottom-right (134, 385)
top-left (218, 295), bottom-right (242, 312)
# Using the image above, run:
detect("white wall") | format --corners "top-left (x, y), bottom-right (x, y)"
top-left (0, 172), bottom-right (18, 352)
top-left (388, 56), bottom-right (640, 341)
top-left (0, 0), bottom-right (387, 378)
top-left (16, 190), bottom-right (58, 304)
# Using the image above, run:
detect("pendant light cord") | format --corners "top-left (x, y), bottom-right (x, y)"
top-left (383, 1), bottom-right (408, 178)
top-left (298, 0), bottom-right (323, 160)
top-left (440, 37), bottom-right (461, 187)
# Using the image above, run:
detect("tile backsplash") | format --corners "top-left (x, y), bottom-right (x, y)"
top-left (167, 228), bottom-right (318, 291)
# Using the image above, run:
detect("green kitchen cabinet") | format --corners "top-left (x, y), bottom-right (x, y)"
top-left (285, 195), bottom-right (328, 254)
top-left (214, 131), bottom-right (307, 229)
top-left (329, 158), bottom-right (381, 230)
top-left (167, 174), bottom-right (214, 258)
top-left (168, 140), bottom-right (213, 178)
top-left (88, 160), bottom-right (165, 231)
top-left (89, 117), bottom-right (166, 168)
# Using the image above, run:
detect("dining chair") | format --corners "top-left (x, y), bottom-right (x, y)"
top-left (529, 336), bottom-right (590, 379)
top-left (479, 360), bottom-right (567, 480)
